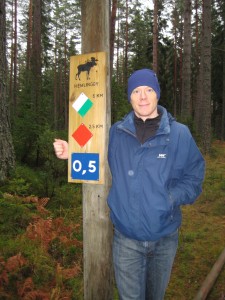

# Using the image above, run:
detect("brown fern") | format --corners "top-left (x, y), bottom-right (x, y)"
top-left (0, 269), bottom-right (9, 286)
top-left (61, 265), bottom-right (81, 279)
top-left (5, 253), bottom-right (27, 272)
top-left (26, 217), bottom-right (54, 249)
top-left (17, 277), bottom-right (34, 297)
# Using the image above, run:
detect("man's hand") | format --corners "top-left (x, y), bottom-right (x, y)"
top-left (53, 139), bottom-right (68, 159)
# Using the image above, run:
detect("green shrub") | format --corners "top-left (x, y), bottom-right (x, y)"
top-left (0, 196), bottom-right (35, 237)
top-left (7, 127), bottom-right (68, 197)
top-left (0, 236), bottom-right (55, 288)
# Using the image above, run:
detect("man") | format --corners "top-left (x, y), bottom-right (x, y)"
top-left (54, 69), bottom-right (205, 300)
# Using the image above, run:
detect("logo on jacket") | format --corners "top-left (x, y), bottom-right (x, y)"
top-left (157, 153), bottom-right (167, 159)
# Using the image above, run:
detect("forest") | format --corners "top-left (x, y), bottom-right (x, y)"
top-left (0, 0), bottom-right (225, 299)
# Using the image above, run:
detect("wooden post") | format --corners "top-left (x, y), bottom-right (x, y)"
top-left (81, 1), bottom-right (113, 299)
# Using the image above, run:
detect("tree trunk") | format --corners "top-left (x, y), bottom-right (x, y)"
top-left (222, 42), bottom-right (225, 140)
top-left (53, 50), bottom-right (58, 130)
top-left (31, 0), bottom-right (42, 111)
top-left (13, 0), bottom-right (18, 114)
top-left (9, 1), bottom-right (13, 114)
top-left (26, 0), bottom-right (33, 70)
top-left (153, 0), bottom-right (158, 74)
top-left (64, 29), bottom-right (68, 130)
top-left (172, 4), bottom-right (179, 117)
top-left (110, 0), bottom-right (118, 124)
top-left (110, 0), bottom-right (118, 74)
top-left (124, 0), bottom-right (129, 82)
top-left (30, 0), bottom-right (42, 166)
top-left (195, 57), bottom-right (203, 131)
top-left (181, 0), bottom-right (192, 119)
top-left (178, 34), bottom-right (183, 115)
top-left (192, 0), bottom-right (200, 122)
top-left (0, 0), bottom-right (15, 182)
top-left (221, 7), bottom-right (225, 140)
top-left (81, 0), bottom-right (113, 299)
top-left (200, 0), bottom-right (212, 153)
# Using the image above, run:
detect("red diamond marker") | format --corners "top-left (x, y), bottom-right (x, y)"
top-left (72, 123), bottom-right (93, 147)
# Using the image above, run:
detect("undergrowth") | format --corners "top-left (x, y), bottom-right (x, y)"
top-left (0, 186), bottom-right (83, 299)
top-left (166, 140), bottom-right (225, 300)
top-left (0, 140), bottom-right (225, 299)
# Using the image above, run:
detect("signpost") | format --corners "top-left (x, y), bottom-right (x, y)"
top-left (68, 52), bottom-right (107, 184)
top-left (67, 1), bottom-right (113, 299)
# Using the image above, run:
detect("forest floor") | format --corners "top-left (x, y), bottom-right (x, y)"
top-left (0, 140), bottom-right (225, 299)
top-left (166, 140), bottom-right (225, 300)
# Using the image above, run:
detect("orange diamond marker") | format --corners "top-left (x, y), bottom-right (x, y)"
top-left (72, 123), bottom-right (93, 147)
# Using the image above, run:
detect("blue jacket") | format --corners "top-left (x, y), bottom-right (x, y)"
top-left (107, 105), bottom-right (205, 241)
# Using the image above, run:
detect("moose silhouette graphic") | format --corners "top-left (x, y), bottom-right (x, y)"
top-left (76, 57), bottom-right (98, 80)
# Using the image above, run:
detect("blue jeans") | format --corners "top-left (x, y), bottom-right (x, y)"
top-left (113, 228), bottom-right (178, 300)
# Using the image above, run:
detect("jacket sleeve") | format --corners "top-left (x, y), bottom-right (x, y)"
top-left (168, 127), bottom-right (205, 206)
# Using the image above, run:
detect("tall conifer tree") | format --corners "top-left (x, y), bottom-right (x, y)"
top-left (0, 0), bottom-right (15, 181)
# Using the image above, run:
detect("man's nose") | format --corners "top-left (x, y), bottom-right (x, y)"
top-left (140, 90), bottom-right (147, 99)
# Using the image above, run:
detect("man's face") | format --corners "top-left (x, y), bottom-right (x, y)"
top-left (130, 86), bottom-right (158, 121)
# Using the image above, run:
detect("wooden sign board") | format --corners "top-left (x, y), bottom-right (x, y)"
top-left (68, 52), bottom-right (107, 184)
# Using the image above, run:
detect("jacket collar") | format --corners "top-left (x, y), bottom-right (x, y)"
top-left (117, 105), bottom-right (173, 136)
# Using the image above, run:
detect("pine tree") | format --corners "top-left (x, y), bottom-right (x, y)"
top-left (200, 0), bottom-right (212, 153)
top-left (153, 0), bottom-right (159, 74)
top-left (0, 0), bottom-right (15, 181)
top-left (181, 0), bottom-right (192, 119)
